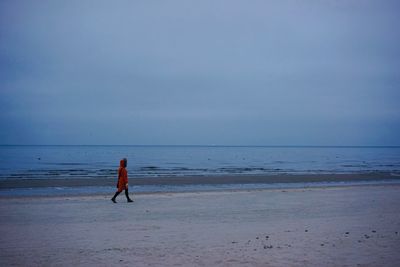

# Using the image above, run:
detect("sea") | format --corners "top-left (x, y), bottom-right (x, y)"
top-left (1, 145), bottom-right (400, 196)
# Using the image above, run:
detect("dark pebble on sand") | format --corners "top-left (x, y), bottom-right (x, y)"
top-left (372, 230), bottom-right (376, 233)
top-left (345, 232), bottom-right (349, 235)
top-left (232, 241), bottom-right (237, 244)
top-left (396, 232), bottom-right (398, 234)
top-left (266, 236), bottom-right (269, 239)
top-left (320, 244), bottom-right (324, 246)
top-left (305, 230), bottom-right (308, 232)
top-left (358, 240), bottom-right (362, 243)
top-left (256, 237), bottom-right (259, 239)
top-left (364, 235), bottom-right (370, 239)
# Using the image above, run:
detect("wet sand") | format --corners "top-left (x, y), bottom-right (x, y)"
top-left (1, 184), bottom-right (400, 266)
top-left (0, 172), bottom-right (398, 189)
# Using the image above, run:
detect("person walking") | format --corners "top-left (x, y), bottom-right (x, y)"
top-left (111, 158), bottom-right (133, 203)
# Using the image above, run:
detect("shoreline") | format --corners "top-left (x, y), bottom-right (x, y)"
top-left (0, 172), bottom-right (399, 189)
top-left (1, 178), bottom-right (400, 198)
top-left (1, 181), bottom-right (400, 199)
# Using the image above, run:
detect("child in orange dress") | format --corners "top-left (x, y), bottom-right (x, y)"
top-left (111, 158), bottom-right (133, 203)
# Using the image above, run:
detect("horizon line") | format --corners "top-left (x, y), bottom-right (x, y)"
top-left (1, 144), bottom-right (400, 148)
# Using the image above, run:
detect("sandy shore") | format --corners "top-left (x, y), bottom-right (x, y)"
top-left (1, 172), bottom-right (398, 189)
top-left (1, 185), bottom-right (400, 266)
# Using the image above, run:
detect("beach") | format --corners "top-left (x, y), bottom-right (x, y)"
top-left (1, 172), bottom-right (398, 189)
top-left (2, 0), bottom-right (400, 265)
top-left (1, 184), bottom-right (400, 266)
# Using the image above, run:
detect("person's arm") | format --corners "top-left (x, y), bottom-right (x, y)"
top-left (123, 169), bottom-right (128, 187)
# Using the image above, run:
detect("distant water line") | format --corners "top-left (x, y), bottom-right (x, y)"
top-left (0, 145), bottom-right (399, 180)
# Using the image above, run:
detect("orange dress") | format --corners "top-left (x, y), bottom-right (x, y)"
top-left (117, 159), bottom-right (128, 192)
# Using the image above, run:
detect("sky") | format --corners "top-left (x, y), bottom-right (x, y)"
top-left (0, 0), bottom-right (399, 146)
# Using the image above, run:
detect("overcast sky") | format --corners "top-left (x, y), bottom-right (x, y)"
top-left (1, 0), bottom-right (399, 145)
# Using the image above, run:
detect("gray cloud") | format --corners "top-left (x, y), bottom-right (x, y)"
top-left (1, 0), bottom-right (399, 145)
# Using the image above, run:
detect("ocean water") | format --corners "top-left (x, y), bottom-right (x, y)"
top-left (0, 145), bottom-right (399, 180)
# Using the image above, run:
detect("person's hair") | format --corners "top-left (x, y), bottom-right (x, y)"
top-left (123, 158), bottom-right (127, 167)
